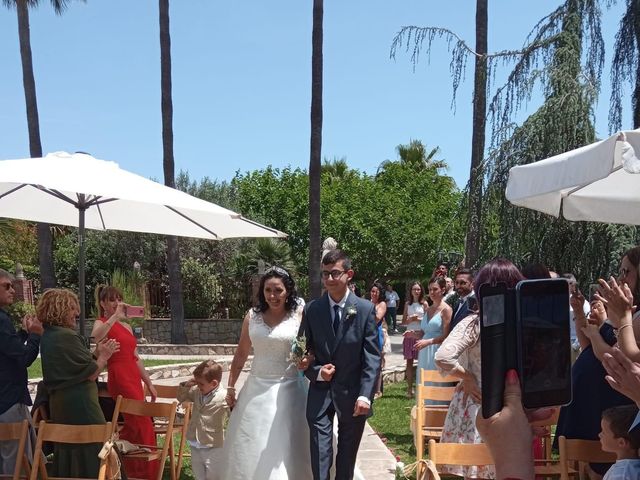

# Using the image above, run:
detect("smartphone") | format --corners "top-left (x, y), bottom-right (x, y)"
top-left (588, 283), bottom-right (600, 302)
top-left (125, 305), bottom-right (145, 317)
top-left (516, 279), bottom-right (572, 409)
top-left (479, 283), bottom-right (511, 419)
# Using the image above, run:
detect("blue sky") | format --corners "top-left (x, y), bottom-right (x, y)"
top-left (0, 1), bottom-right (630, 190)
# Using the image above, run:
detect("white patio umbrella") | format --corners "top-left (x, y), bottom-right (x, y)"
top-left (0, 151), bottom-right (286, 333)
top-left (505, 129), bottom-right (640, 225)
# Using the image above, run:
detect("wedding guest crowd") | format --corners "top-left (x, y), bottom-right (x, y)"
top-left (3, 240), bottom-right (640, 480)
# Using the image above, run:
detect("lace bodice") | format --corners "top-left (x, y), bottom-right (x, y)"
top-left (248, 303), bottom-right (304, 379)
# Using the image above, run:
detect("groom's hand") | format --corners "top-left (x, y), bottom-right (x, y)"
top-left (353, 400), bottom-right (370, 417)
top-left (320, 363), bottom-right (336, 381)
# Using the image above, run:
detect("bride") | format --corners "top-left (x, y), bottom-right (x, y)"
top-left (221, 266), bottom-right (313, 479)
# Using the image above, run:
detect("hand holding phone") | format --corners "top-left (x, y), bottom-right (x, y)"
top-left (125, 305), bottom-right (145, 318)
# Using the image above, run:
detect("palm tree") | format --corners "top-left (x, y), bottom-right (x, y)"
top-left (308, 0), bottom-right (323, 299)
top-left (321, 157), bottom-right (352, 183)
top-left (2, 0), bottom-right (68, 289)
top-left (465, 0), bottom-right (488, 268)
top-left (377, 139), bottom-right (446, 173)
top-left (159, 0), bottom-right (186, 343)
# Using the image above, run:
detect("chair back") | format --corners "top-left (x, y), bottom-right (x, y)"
top-left (146, 383), bottom-right (180, 399)
top-left (558, 436), bottom-right (616, 480)
top-left (420, 369), bottom-right (460, 384)
top-left (0, 420), bottom-right (30, 480)
top-left (30, 421), bottom-right (112, 480)
top-left (145, 383), bottom-right (192, 479)
top-left (428, 439), bottom-right (494, 467)
top-left (111, 395), bottom-right (177, 480)
top-left (417, 385), bottom-right (457, 402)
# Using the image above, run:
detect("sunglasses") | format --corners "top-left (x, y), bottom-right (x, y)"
top-left (0, 283), bottom-right (14, 291)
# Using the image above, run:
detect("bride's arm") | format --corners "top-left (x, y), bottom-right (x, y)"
top-left (226, 311), bottom-right (252, 408)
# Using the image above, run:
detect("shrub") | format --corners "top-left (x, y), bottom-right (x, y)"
top-left (181, 257), bottom-right (222, 318)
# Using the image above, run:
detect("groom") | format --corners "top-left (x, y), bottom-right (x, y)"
top-left (301, 249), bottom-right (380, 480)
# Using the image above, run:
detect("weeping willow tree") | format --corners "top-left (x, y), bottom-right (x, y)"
top-left (609, 0), bottom-right (640, 130)
top-left (391, 1), bottom-right (559, 268)
top-left (484, 0), bottom-right (639, 284)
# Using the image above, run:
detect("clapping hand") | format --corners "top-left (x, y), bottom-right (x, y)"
top-left (603, 348), bottom-right (640, 406)
top-left (596, 277), bottom-right (635, 328)
top-left (95, 338), bottom-right (119, 361)
top-left (581, 322), bottom-right (600, 340)
top-left (22, 314), bottom-right (43, 335)
top-left (569, 289), bottom-right (586, 316)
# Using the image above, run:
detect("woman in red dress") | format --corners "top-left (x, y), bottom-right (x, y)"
top-left (91, 286), bottom-right (159, 479)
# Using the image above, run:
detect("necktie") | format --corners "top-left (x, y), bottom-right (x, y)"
top-left (333, 305), bottom-right (341, 334)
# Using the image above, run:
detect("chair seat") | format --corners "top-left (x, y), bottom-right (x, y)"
top-left (533, 461), bottom-right (578, 477)
top-left (122, 450), bottom-right (164, 461)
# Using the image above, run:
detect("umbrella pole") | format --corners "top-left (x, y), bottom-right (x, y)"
top-left (78, 197), bottom-right (86, 338)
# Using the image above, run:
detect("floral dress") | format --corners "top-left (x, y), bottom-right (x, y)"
top-left (434, 314), bottom-right (495, 479)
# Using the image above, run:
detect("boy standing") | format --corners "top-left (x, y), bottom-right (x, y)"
top-left (599, 405), bottom-right (640, 480)
top-left (178, 360), bottom-right (228, 480)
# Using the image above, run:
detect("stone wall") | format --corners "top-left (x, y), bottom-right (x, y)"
top-left (143, 318), bottom-right (244, 344)
top-left (83, 318), bottom-right (244, 344)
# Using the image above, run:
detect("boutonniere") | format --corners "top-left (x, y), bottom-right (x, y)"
top-left (344, 305), bottom-right (358, 321)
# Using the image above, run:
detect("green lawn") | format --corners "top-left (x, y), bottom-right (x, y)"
top-left (28, 358), bottom-right (201, 379)
top-left (368, 381), bottom-right (416, 466)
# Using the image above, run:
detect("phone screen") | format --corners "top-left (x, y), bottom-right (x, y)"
top-left (518, 279), bottom-right (571, 408)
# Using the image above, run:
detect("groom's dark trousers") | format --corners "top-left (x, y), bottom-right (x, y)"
top-left (301, 292), bottom-right (380, 480)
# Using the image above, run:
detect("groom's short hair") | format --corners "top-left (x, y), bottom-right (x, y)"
top-left (322, 249), bottom-right (352, 270)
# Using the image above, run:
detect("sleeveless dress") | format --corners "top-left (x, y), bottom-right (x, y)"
top-left (435, 315), bottom-right (495, 479)
top-left (99, 318), bottom-right (159, 480)
top-left (221, 305), bottom-right (313, 479)
top-left (417, 310), bottom-right (443, 371)
top-left (402, 302), bottom-right (424, 359)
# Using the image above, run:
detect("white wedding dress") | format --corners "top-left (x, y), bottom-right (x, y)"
top-left (221, 303), bottom-right (366, 480)
top-left (221, 304), bottom-right (313, 479)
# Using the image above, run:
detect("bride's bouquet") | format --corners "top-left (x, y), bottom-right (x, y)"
top-left (289, 334), bottom-right (307, 364)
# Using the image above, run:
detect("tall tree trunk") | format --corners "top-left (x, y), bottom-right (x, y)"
top-left (308, 0), bottom-right (323, 299)
top-left (159, 0), bottom-right (186, 343)
top-left (16, 0), bottom-right (55, 289)
top-left (634, 14), bottom-right (640, 129)
top-left (465, 0), bottom-right (488, 268)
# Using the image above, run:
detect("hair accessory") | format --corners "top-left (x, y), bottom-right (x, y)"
top-left (265, 265), bottom-right (290, 278)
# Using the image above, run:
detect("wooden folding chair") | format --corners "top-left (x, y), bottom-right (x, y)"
top-left (558, 436), bottom-right (616, 480)
top-left (413, 369), bottom-right (460, 462)
top-left (425, 439), bottom-right (494, 478)
top-left (0, 420), bottom-right (31, 480)
top-left (111, 395), bottom-right (177, 480)
top-left (145, 383), bottom-right (192, 479)
top-left (30, 421), bottom-right (112, 480)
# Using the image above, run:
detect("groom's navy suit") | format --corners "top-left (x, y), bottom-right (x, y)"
top-left (301, 291), bottom-right (380, 480)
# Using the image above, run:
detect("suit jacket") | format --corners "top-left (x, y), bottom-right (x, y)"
top-left (450, 294), bottom-right (474, 331)
top-left (177, 385), bottom-right (228, 448)
top-left (301, 291), bottom-right (380, 421)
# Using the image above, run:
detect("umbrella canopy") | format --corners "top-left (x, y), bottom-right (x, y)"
top-left (0, 151), bottom-right (286, 333)
top-left (0, 152), bottom-right (285, 239)
top-left (505, 129), bottom-right (640, 225)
